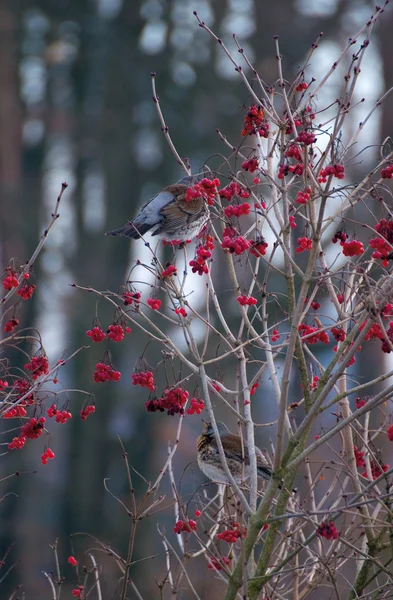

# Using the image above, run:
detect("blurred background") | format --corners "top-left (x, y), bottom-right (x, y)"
top-left (1, 0), bottom-right (393, 597)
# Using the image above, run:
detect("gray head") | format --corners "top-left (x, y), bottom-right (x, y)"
top-left (203, 420), bottom-right (230, 437)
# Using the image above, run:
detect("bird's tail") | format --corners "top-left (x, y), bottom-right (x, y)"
top-left (105, 221), bottom-right (150, 239)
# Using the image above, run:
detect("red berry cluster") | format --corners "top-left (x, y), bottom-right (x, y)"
top-left (147, 298), bottom-right (161, 310)
top-left (219, 182), bottom-right (250, 201)
top-left (41, 448), bottom-right (55, 465)
top-left (354, 445), bottom-right (365, 467)
top-left (4, 318), bottom-right (19, 332)
top-left (173, 519), bottom-right (197, 534)
top-left (93, 362), bottom-right (121, 383)
top-left (123, 291), bottom-right (141, 307)
top-left (296, 82), bottom-right (308, 92)
top-left (332, 230), bottom-right (348, 245)
top-left (8, 436), bottom-right (26, 450)
top-left (107, 324), bottom-right (125, 342)
top-left (237, 295), bottom-right (257, 306)
top-left (298, 323), bottom-right (329, 344)
top-left (285, 144), bottom-right (301, 160)
top-left (221, 227), bottom-right (251, 255)
top-left (249, 238), bottom-right (268, 258)
top-left (208, 556), bottom-right (231, 571)
top-left (185, 177), bottom-right (220, 206)
top-left (330, 327), bottom-right (346, 342)
top-left (362, 460), bottom-right (389, 480)
top-left (296, 131), bottom-right (316, 145)
top-left (132, 371), bottom-right (155, 391)
top-left (241, 105), bottom-right (269, 137)
top-left (189, 235), bottom-right (214, 276)
top-left (342, 240), bottom-right (364, 257)
top-left (381, 164), bottom-right (393, 178)
top-left (317, 521), bottom-right (339, 540)
top-left (296, 187), bottom-right (312, 205)
top-left (17, 283), bottom-right (36, 300)
top-left (296, 237), bottom-right (313, 253)
top-left (250, 382), bottom-right (259, 395)
top-left (72, 586), bottom-right (84, 598)
top-left (24, 355), bottom-right (49, 379)
top-left (47, 405), bottom-right (72, 423)
top-left (370, 237), bottom-right (392, 266)
top-left (355, 397), bottom-right (367, 409)
top-left (241, 157), bottom-right (259, 172)
top-left (278, 163), bottom-right (305, 179)
top-left (161, 264), bottom-right (177, 278)
top-left (21, 417), bottom-right (46, 439)
top-left (224, 202), bottom-right (250, 218)
top-left (271, 328), bottom-right (280, 342)
top-left (3, 271), bottom-right (19, 290)
top-left (186, 398), bottom-right (205, 415)
top-left (86, 326), bottom-right (106, 343)
top-left (387, 425), bottom-right (393, 441)
top-left (146, 387), bottom-right (189, 416)
top-left (309, 375), bottom-right (319, 389)
top-left (217, 524), bottom-right (246, 543)
top-left (175, 307), bottom-right (187, 317)
top-left (289, 215), bottom-right (296, 229)
top-left (318, 164), bottom-right (345, 182)
top-left (80, 405), bottom-right (95, 420)
top-left (68, 556), bottom-right (78, 567)
top-left (0, 379), bottom-right (8, 391)
top-left (3, 405), bottom-right (27, 418)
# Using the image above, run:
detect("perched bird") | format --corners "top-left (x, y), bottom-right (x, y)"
top-left (197, 421), bottom-right (273, 485)
top-left (106, 174), bottom-right (211, 243)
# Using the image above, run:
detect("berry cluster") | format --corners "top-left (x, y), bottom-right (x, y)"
top-left (80, 405), bottom-right (95, 420)
top-left (24, 356), bottom-right (49, 379)
top-left (147, 298), bottom-right (161, 310)
top-left (289, 215), bottom-right (297, 228)
top-left (189, 235), bottom-right (214, 275)
top-left (132, 371), bottom-right (155, 391)
top-left (318, 164), bottom-right (345, 182)
top-left (86, 326), bottom-right (106, 343)
top-left (185, 177), bottom-right (220, 206)
top-left (208, 556), bottom-right (231, 571)
top-left (173, 519), bottom-right (197, 534)
top-left (186, 398), bottom-right (205, 415)
top-left (4, 318), bottom-right (19, 332)
top-left (93, 362), bottom-right (121, 383)
top-left (278, 163), bottom-right (305, 179)
top-left (250, 238), bottom-right (268, 257)
top-left (341, 240), bottom-right (364, 257)
top-left (241, 157), bottom-right (259, 172)
top-left (362, 460), bottom-right (389, 480)
top-left (3, 405), bottom-right (27, 418)
top-left (41, 448), bottom-right (55, 465)
top-left (241, 105), bottom-right (269, 137)
top-left (332, 230), bottom-right (348, 245)
top-left (296, 237), bottom-right (313, 253)
top-left (175, 307), bottom-right (187, 317)
top-left (123, 291), bottom-right (141, 307)
top-left (161, 264), bottom-right (177, 278)
top-left (47, 405), bottom-right (72, 423)
top-left (221, 227), bottom-right (251, 255)
top-left (224, 202), bottom-right (250, 218)
top-left (271, 328), bottom-right (280, 342)
top-left (285, 144), bottom-right (301, 160)
top-left (72, 586), bottom-right (84, 598)
top-left (296, 187), bottom-right (312, 205)
top-left (21, 417), bottom-right (46, 439)
top-left (296, 131), bottom-right (316, 146)
top-left (146, 387), bottom-right (189, 416)
top-left (250, 382), bottom-right (259, 395)
top-left (354, 446), bottom-right (366, 467)
top-left (217, 525), bottom-right (246, 543)
top-left (295, 82), bottom-right (308, 92)
top-left (107, 324), bottom-right (125, 342)
top-left (381, 164), bottom-right (393, 178)
top-left (330, 327), bottom-right (346, 342)
top-left (219, 182), bottom-right (250, 201)
top-left (8, 436), bottom-right (26, 450)
top-left (18, 283), bottom-right (36, 300)
top-left (317, 521), bottom-right (339, 540)
top-left (3, 271), bottom-right (19, 290)
top-left (298, 323), bottom-right (329, 344)
top-left (237, 295), bottom-right (257, 306)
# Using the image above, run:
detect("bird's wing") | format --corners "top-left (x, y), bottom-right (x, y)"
top-left (153, 185), bottom-right (207, 236)
top-left (220, 434), bottom-right (251, 463)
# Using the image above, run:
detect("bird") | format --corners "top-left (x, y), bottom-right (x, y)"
top-left (106, 173), bottom-right (213, 243)
top-left (197, 421), bottom-right (273, 485)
